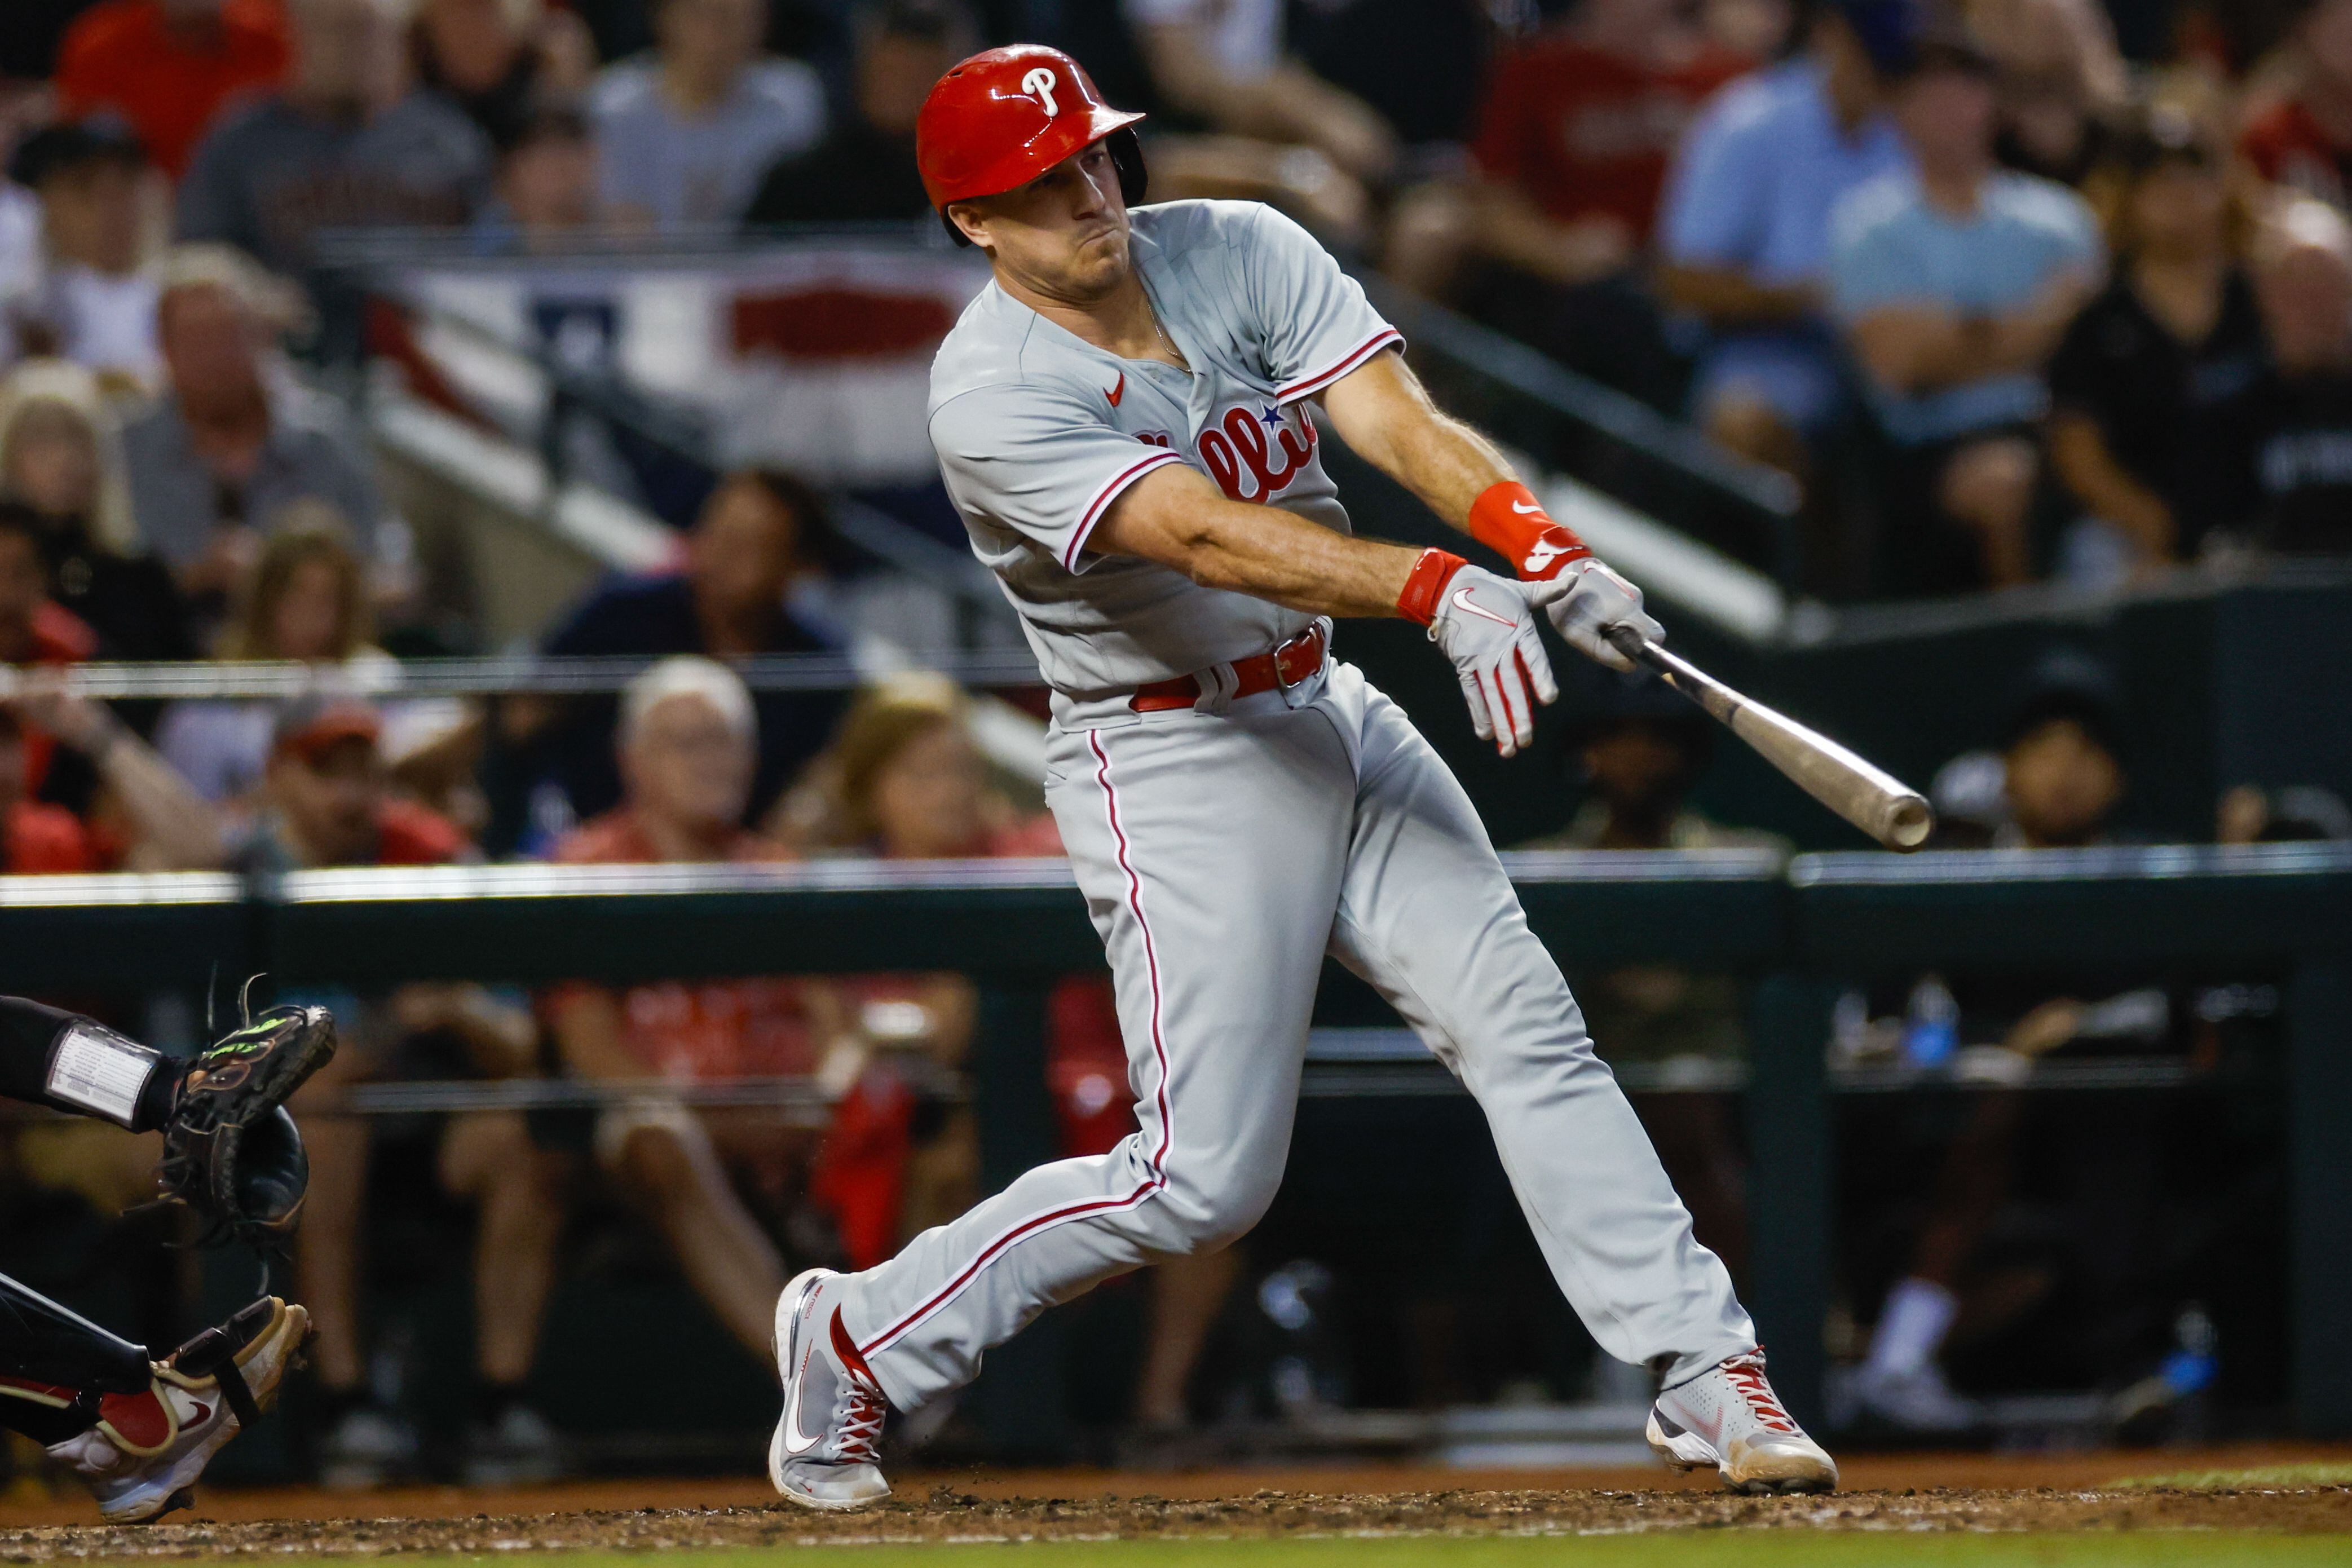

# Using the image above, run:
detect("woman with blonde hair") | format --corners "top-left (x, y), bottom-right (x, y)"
top-left (0, 357), bottom-right (192, 659)
top-left (155, 505), bottom-right (403, 811)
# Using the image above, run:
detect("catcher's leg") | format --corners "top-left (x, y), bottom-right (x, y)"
top-left (0, 997), bottom-right (180, 1130)
top-left (0, 1275), bottom-right (308, 1523)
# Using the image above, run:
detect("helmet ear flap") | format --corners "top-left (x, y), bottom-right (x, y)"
top-left (1109, 127), bottom-right (1148, 207)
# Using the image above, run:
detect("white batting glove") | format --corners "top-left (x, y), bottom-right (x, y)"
top-left (1545, 559), bottom-right (1663, 672)
top-left (1425, 564), bottom-right (1568, 758)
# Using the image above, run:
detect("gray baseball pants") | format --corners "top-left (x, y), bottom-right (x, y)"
top-left (836, 659), bottom-right (1755, 1408)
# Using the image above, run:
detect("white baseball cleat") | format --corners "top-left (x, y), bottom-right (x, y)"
top-left (50, 1297), bottom-right (309, 1524)
top-left (769, 1269), bottom-right (892, 1511)
top-left (1647, 1348), bottom-right (1839, 1495)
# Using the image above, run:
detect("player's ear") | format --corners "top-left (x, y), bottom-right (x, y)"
top-left (945, 202), bottom-right (989, 250)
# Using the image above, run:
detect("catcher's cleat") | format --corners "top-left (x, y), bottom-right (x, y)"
top-left (769, 1269), bottom-right (892, 1510)
top-left (157, 1004), bottom-right (337, 1249)
top-left (1647, 1348), bottom-right (1839, 1495)
top-left (46, 1297), bottom-right (309, 1524)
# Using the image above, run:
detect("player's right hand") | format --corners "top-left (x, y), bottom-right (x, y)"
top-left (1426, 564), bottom-right (1568, 758)
top-left (1545, 559), bottom-right (1664, 673)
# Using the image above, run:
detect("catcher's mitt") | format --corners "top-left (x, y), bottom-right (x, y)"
top-left (156, 1004), bottom-right (337, 1249)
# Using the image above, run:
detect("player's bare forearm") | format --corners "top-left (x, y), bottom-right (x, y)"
top-left (1319, 350), bottom-right (1518, 532)
top-left (1093, 462), bottom-right (1420, 619)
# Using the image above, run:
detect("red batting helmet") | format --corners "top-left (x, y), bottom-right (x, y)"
top-left (916, 45), bottom-right (1147, 240)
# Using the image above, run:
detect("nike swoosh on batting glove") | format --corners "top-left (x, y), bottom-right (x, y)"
top-left (1401, 549), bottom-right (1566, 757)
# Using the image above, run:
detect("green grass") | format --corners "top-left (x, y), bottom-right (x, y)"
top-left (2111, 1466), bottom-right (2352, 1492)
top-left (363, 1537), bottom-right (2351, 1567)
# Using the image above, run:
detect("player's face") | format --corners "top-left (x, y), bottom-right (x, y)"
top-left (955, 143), bottom-right (1132, 303)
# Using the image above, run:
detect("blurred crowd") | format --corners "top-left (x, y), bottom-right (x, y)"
top-left (0, 0), bottom-right (2342, 1487)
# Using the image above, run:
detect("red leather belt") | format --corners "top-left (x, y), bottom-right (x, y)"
top-left (1129, 622), bottom-right (1329, 713)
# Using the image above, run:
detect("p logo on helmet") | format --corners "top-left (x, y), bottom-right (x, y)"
top-left (917, 45), bottom-right (1150, 245)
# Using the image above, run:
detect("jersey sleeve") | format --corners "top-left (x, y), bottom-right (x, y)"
top-left (930, 385), bottom-right (1186, 573)
top-left (1235, 204), bottom-right (1403, 405)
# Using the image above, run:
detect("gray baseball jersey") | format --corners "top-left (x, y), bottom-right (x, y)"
top-left (826, 198), bottom-right (1757, 1423)
top-left (928, 200), bottom-right (1401, 696)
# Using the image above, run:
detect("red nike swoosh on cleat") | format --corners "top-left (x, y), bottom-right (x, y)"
top-left (1105, 373), bottom-right (1125, 408)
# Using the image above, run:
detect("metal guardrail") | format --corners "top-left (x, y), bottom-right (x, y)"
top-left (0, 846), bottom-right (2343, 1441)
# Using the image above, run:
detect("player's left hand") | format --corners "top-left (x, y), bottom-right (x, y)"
top-left (1545, 559), bottom-right (1664, 673)
top-left (156, 1003), bottom-right (338, 1251)
top-left (1426, 564), bottom-right (1569, 758)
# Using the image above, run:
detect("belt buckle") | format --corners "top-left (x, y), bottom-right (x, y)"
top-left (1271, 621), bottom-right (1326, 695)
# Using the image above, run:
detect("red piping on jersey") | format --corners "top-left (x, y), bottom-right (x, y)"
top-left (858, 728), bottom-right (1173, 1359)
top-left (1276, 328), bottom-right (1404, 406)
top-left (1066, 449), bottom-right (1185, 570)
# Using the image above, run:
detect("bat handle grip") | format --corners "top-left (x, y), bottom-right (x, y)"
top-left (1605, 624), bottom-right (1661, 671)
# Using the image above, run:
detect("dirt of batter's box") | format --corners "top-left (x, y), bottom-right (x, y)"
top-left (4, 1485), bottom-right (2349, 1558)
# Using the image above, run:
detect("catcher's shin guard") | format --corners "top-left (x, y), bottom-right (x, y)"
top-left (0, 1272), bottom-right (157, 1446)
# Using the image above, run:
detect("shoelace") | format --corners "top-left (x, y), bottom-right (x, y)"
top-left (1722, 1354), bottom-right (1798, 1435)
top-left (833, 1378), bottom-right (887, 1465)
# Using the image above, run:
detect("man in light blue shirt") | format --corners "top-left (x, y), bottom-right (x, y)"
top-left (592, 0), bottom-right (828, 229)
top-left (1829, 20), bottom-right (2101, 594)
top-left (1656, 0), bottom-right (1915, 475)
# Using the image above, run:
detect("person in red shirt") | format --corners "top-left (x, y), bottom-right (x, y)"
top-left (254, 694), bottom-right (563, 1488)
top-left (2242, 0), bottom-right (2352, 209)
top-left (544, 656), bottom-right (810, 1366)
top-left (54, 0), bottom-right (291, 182)
top-left (1427, 0), bottom-right (1751, 407)
top-left (0, 706), bottom-right (94, 872)
top-left (0, 505), bottom-right (98, 804)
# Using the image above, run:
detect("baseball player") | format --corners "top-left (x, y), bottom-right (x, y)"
top-left (0, 995), bottom-right (331, 1521)
top-left (772, 44), bottom-right (1837, 1507)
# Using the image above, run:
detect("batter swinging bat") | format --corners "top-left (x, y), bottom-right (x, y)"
top-left (1603, 627), bottom-right (1934, 853)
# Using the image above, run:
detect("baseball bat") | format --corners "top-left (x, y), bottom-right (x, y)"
top-left (1603, 627), bottom-right (1935, 853)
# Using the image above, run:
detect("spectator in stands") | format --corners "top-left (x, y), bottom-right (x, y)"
top-left (0, 705), bottom-right (90, 871)
top-left (1410, 0), bottom-right (1750, 409)
top-left (1517, 669), bottom-right (1786, 1283)
top-left (156, 511), bottom-right (396, 810)
top-left (527, 467), bottom-right (847, 836)
top-left (412, 0), bottom-right (594, 150)
top-left (2242, 0), bottom-right (2352, 209)
top-left (0, 661), bottom-right (227, 870)
top-left (1965, 0), bottom-right (2128, 185)
top-left (474, 95), bottom-right (604, 250)
top-left (589, 0), bottom-right (827, 229)
top-left (122, 246), bottom-right (395, 608)
top-left (256, 694), bottom-right (564, 1487)
top-left (0, 363), bottom-right (195, 660)
top-left (1853, 654), bottom-right (2146, 1431)
top-left (176, 0), bottom-right (492, 282)
top-left (7, 122), bottom-right (162, 388)
top-left (0, 501), bottom-right (94, 673)
top-left (2047, 103), bottom-right (2269, 576)
top-left (1657, 0), bottom-right (1916, 479)
top-left (2247, 198), bottom-right (2352, 554)
top-left (54, 1), bottom-right (290, 181)
top-left (1830, 18), bottom-right (2102, 595)
top-left (544, 657), bottom-right (806, 1363)
top-left (1122, 0), bottom-right (1398, 244)
top-left (742, 0), bottom-right (971, 228)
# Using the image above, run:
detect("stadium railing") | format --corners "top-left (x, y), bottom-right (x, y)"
top-left (2, 842), bottom-right (2345, 1442)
